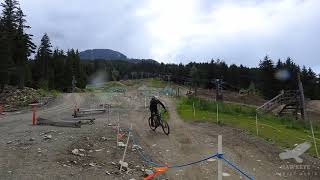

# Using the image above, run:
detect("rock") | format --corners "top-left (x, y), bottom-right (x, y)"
top-left (222, 172), bottom-right (230, 177)
top-left (118, 142), bottom-right (126, 147)
top-left (145, 169), bottom-right (154, 175)
top-left (6, 141), bottom-right (12, 144)
top-left (129, 179), bottom-right (136, 180)
top-left (29, 138), bottom-right (35, 141)
top-left (43, 135), bottom-right (52, 140)
top-left (132, 144), bottom-right (142, 151)
top-left (152, 144), bottom-right (157, 147)
top-left (72, 149), bottom-right (79, 155)
top-left (95, 148), bottom-right (104, 152)
top-left (71, 149), bottom-right (84, 156)
top-left (101, 137), bottom-right (107, 141)
top-left (119, 160), bottom-right (128, 169)
top-left (79, 149), bottom-right (85, 152)
top-left (89, 162), bottom-right (96, 167)
top-left (207, 158), bottom-right (216, 162)
top-left (105, 171), bottom-right (111, 175)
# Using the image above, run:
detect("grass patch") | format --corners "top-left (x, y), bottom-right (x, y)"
top-left (37, 89), bottom-right (60, 97)
top-left (177, 96), bottom-right (320, 157)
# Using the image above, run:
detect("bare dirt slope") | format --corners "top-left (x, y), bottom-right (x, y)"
top-left (0, 87), bottom-right (319, 180)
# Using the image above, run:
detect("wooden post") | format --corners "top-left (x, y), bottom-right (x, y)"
top-left (297, 73), bottom-right (307, 123)
top-left (255, 113), bottom-right (259, 135)
top-left (116, 123), bottom-right (120, 146)
top-left (216, 103), bottom-right (219, 124)
top-left (107, 104), bottom-right (110, 124)
top-left (218, 135), bottom-right (223, 180)
top-left (298, 73), bottom-right (319, 158)
top-left (145, 96), bottom-right (147, 108)
top-left (32, 106), bottom-right (36, 125)
top-left (193, 102), bottom-right (196, 117)
top-left (120, 124), bottom-right (132, 172)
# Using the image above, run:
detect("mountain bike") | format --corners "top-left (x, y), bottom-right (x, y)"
top-left (148, 109), bottom-right (170, 135)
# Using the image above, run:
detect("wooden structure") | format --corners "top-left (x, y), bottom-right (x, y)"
top-left (257, 73), bottom-right (307, 121)
top-left (257, 90), bottom-right (304, 119)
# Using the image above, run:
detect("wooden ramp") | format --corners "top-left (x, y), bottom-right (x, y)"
top-left (257, 90), bottom-right (303, 119)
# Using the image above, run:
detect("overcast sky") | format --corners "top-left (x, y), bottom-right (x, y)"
top-left (17, 0), bottom-right (320, 73)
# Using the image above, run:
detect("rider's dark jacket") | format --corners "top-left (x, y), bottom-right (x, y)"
top-left (149, 98), bottom-right (166, 115)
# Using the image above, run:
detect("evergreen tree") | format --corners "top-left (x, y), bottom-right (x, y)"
top-left (13, 7), bottom-right (36, 88)
top-left (51, 49), bottom-right (65, 90)
top-left (0, 0), bottom-right (18, 90)
top-left (258, 56), bottom-right (276, 99)
top-left (35, 33), bottom-right (52, 89)
top-left (190, 65), bottom-right (200, 94)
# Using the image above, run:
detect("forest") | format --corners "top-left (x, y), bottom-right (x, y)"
top-left (1, 0), bottom-right (319, 100)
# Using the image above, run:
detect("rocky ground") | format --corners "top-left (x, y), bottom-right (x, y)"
top-left (0, 86), bottom-right (54, 112)
top-left (0, 86), bottom-right (319, 180)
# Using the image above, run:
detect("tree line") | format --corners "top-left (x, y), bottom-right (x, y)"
top-left (1, 0), bottom-right (319, 100)
top-left (0, 0), bottom-right (86, 91)
top-left (80, 56), bottom-right (319, 100)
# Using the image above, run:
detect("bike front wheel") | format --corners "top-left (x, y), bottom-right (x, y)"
top-left (161, 121), bottom-right (170, 135)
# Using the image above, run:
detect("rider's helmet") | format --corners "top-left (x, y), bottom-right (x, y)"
top-left (151, 96), bottom-right (156, 101)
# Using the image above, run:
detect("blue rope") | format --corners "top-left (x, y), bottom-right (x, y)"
top-left (221, 157), bottom-right (254, 180)
top-left (168, 153), bottom-right (219, 168)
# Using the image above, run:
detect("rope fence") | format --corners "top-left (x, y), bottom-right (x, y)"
top-left (118, 126), bottom-right (254, 180)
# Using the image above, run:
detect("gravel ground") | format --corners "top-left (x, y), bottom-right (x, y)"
top-left (0, 87), bottom-right (319, 180)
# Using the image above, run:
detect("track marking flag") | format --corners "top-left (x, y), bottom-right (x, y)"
top-left (144, 167), bottom-right (168, 180)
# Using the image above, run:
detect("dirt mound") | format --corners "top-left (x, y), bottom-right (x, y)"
top-left (0, 86), bottom-right (41, 111)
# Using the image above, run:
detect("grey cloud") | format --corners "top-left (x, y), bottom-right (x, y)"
top-left (16, 0), bottom-right (320, 73)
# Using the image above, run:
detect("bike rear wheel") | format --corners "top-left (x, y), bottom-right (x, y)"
top-left (148, 117), bottom-right (156, 131)
top-left (161, 120), bottom-right (170, 135)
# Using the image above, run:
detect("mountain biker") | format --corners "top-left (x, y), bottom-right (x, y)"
top-left (149, 96), bottom-right (166, 127)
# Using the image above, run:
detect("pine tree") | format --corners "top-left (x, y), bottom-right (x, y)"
top-left (13, 7), bottom-right (36, 88)
top-left (190, 65), bottom-right (200, 95)
top-left (35, 33), bottom-right (52, 89)
top-left (0, 0), bottom-right (18, 91)
top-left (51, 49), bottom-right (65, 90)
top-left (259, 56), bottom-right (276, 99)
